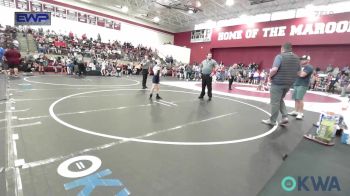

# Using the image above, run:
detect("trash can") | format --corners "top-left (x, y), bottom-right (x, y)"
top-left (0, 72), bottom-right (8, 100)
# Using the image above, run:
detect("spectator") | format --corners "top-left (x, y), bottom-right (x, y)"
top-left (193, 63), bottom-right (200, 81)
top-left (36, 53), bottom-right (46, 74)
top-left (179, 64), bottom-right (185, 79)
top-left (77, 60), bottom-right (86, 77)
top-left (340, 72), bottom-right (349, 97)
top-left (328, 73), bottom-right (341, 94)
top-left (228, 64), bottom-right (238, 90)
top-left (12, 39), bottom-right (19, 49)
top-left (66, 58), bottom-right (74, 75)
top-left (326, 64), bottom-right (333, 73)
top-left (171, 66), bottom-right (177, 77)
top-left (105, 62), bottom-right (114, 76)
top-left (58, 56), bottom-right (67, 74)
top-left (0, 46), bottom-right (4, 68)
top-left (218, 62), bottom-right (225, 82)
top-left (127, 63), bottom-right (132, 76)
top-left (100, 60), bottom-right (107, 76)
top-left (253, 70), bottom-right (260, 84)
top-left (4, 44), bottom-right (21, 77)
top-left (116, 64), bottom-right (122, 77)
top-left (260, 70), bottom-right (266, 84)
top-left (162, 66), bottom-right (168, 77)
top-left (88, 60), bottom-right (96, 71)
top-left (185, 64), bottom-right (192, 80)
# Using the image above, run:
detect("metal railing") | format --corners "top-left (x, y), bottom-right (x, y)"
top-left (0, 71), bottom-right (8, 100)
top-left (25, 32), bottom-right (30, 54)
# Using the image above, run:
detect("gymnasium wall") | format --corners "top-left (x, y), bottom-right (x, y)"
top-left (174, 12), bottom-right (350, 70)
top-left (0, 4), bottom-right (174, 49)
top-left (51, 0), bottom-right (172, 34)
top-left (157, 44), bottom-right (191, 64)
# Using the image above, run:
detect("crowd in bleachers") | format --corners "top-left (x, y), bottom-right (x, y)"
top-left (310, 65), bottom-right (350, 95)
top-left (170, 62), bottom-right (267, 83)
top-left (0, 24), bottom-right (18, 49)
top-left (12, 26), bottom-right (161, 76)
top-left (169, 61), bottom-right (349, 95)
top-left (1, 24), bottom-right (349, 95)
top-left (30, 27), bottom-right (157, 61)
top-left (0, 24), bottom-right (21, 75)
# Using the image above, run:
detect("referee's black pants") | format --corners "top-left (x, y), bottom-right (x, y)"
top-left (228, 77), bottom-right (234, 89)
top-left (142, 69), bottom-right (148, 88)
top-left (200, 74), bottom-right (212, 98)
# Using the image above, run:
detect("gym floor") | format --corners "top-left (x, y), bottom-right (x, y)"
top-left (1, 74), bottom-right (349, 196)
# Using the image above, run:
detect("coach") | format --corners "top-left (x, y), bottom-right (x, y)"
top-left (262, 43), bottom-right (300, 126)
top-left (288, 55), bottom-right (314, 120)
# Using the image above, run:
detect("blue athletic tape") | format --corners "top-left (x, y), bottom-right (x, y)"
top-left (116, 188), bottom-right (131, 196)
top-left (64, 169), bottom-right (125, 196)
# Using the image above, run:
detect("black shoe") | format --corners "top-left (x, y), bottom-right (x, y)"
top-left (229, 88), bottom-right (232, 90)
top-left (282, 154), bottom-right (288, 161)
top-left (198, 96), bottom-right (204, 99)
top-left (149, 94), bottom-right (153, 99)
top-left (142, 87), bottom-right (147, 89)
top-left (208, 97), bottom-right (212, 101)
top-left (156, 95), bottom-right (162, 99)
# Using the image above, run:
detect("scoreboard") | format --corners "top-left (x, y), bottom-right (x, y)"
top-left (191, 29), bottom-right (212, 43)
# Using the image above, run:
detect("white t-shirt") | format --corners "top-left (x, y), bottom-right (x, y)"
top-left (254, 72), bottom-right (259, 77)
top-left (88, 62), bottom-right (96, 70)
top-left (153, 65), bottom-right (161, 76)
top-left (194, 65), bottom-right (200, 72)
top-left (101, 61), bottom-right (107, 69)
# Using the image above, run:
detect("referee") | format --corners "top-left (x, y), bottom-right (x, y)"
top-left (141, 55), bottom-right (152, 89)
top-left (198, 53), bottom-right (218, 101)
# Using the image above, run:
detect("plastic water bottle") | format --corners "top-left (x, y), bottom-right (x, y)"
top-left (341, 100), bottom-right (349, 111)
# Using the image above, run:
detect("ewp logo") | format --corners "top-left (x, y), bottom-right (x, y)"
top-left (281, 176), bottom-right (341, 192)
top-left (15, 12), bottom-right (51, 26)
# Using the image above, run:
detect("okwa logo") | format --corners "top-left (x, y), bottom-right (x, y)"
top-left (281, 176), bottom-right (341, 192)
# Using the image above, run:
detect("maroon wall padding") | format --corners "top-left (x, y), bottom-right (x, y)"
top-left (174, 30), bottom-right (350, 70)
top-left (209, 12), bottom-right (350, 48)
top-left (211, 45), bottom-right (350, 70)
top-left (174, 12), bottom-right (350, 68)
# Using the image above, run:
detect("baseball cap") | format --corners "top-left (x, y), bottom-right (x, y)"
top-left (300, 55), bottom-right (311, 60)
top-left (283, 42), bottom-right (292, 51)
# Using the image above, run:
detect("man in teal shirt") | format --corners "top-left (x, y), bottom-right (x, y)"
top-left (198, 53), bottom-right (218, 101)
top-left (288, 55), bottom-right (314, 120)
